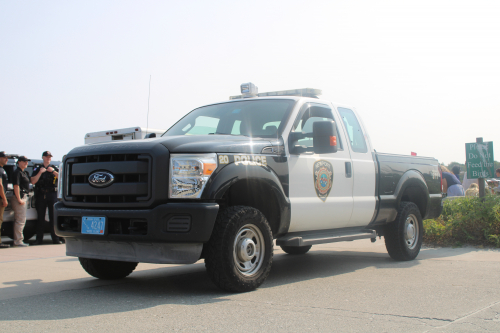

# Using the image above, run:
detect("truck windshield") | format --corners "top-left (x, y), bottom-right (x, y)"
top-left (163, 99), bottom-right (295, 138)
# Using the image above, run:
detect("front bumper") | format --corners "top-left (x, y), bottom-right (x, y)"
top-left (54, 201), bottom-right (219, 264)
top-left (54, 201), bottom-right (219, 243)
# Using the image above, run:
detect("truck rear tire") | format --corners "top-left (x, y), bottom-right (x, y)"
top-left (280, 245), bottom-right (312, 255)
top-left (204, 206), bottom-right (273, 293)
top-left (79, 258), bottom-right (138, 280)
top-left (384, 202), bottom-right (423, 261)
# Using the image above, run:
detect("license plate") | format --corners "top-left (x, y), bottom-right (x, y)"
top-left (82, 216), bottom-right (106, 235)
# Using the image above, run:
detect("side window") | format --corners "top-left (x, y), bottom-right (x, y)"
top-left (182, 116), bottom-right (219, 135)
top-left (295, 117), bottom-right (329, 147)
top-left (337, 107), bottom-right (367, 153)
top-left (292, 105), bottom-right (343, 150)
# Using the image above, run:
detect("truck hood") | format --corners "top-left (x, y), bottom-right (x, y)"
top-left (66, 135), bottom-right (275, 157)
top-left (158, 135), bottom-right (274, 154)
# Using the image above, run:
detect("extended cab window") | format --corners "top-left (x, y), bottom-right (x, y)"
top-left (164, 99), bottom-right (295, 138)
top-left (337, 107), bottom-right (367, 153)
top-left (292, 104), bottom-right (343, 150)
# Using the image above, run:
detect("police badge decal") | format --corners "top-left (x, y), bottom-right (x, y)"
top-left (313, 160), bottom-right (334, 202)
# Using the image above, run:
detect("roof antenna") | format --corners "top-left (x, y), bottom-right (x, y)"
top-left (146, 75), bottom-right (151, 136)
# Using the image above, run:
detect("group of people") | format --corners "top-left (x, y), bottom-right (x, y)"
top-left (441, 165), bottom-right (500, 198)
top-left (0, 151), bottom-right (63, 248)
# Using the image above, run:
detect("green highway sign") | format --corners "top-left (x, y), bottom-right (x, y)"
top-left (466, 141), bottom-right (494, 179)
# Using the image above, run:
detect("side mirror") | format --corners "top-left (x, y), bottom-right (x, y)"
top-left (313, 120), bottom-right (338, 154)
top-left (145, 133), bottom-right (156, 139)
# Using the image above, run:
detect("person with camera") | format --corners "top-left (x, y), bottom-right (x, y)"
top-left (11, 155), bottom-right (31, 247)
top-left (31, 151), bottom-right (63, 245)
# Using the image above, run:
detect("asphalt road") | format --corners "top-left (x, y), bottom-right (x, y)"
top-left (1, 236), bottom-right (500, 332)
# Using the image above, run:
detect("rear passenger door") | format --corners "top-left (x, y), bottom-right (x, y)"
top-left (336, 107), bottom-right (376, 227)
top-left (287, 102), bottom-right (354, 232)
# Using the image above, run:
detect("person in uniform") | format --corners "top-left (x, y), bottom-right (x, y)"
top-left (11, 155), bottom-right (31, 247)
top-left (31, 151), bottom-right (63, 244)
top-left (0, 152), bottom-right (11, 248)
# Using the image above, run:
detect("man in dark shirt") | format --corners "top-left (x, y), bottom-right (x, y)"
top-left (31, 151), bottom-right (62, 244)
top-left (11, 156), bottom-right (31, 247)
top-left (0, 152), bottom-right (11, 248)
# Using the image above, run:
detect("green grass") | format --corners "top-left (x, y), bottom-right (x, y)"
top-left (423, 194), bottom-right (500, 247)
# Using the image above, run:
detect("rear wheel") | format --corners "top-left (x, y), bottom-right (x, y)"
top-left (384, 202), bottom-right (423, 261)
top-left (79, 258), bottom-right (138, 280)
top-left (280, 245), bottom-right (312, 255)
top-left (205, 206), bottom-right (273, 292)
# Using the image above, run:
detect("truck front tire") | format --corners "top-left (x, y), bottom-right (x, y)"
top-left (384, 202), bottom-right (423, 261)
top-left (204, 206), bottom-right (273, 293)
top-left (79, 258), bottom-right (138, 280)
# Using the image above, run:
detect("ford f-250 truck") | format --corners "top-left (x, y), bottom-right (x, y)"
top-left (54, 84), bottom-right (443, 292)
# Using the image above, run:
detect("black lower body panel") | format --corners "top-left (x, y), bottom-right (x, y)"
top-left (426, 193), bottom-right (443, 219)
top-left (54, 201), bottom-right (219, 242)
top-left (54, 201), bottom-right (219, 264)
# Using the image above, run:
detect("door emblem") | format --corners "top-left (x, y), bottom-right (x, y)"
top-left (313, 160), bottom-right (334, 202)
top-left (88, 171), bottom-right (115, 188)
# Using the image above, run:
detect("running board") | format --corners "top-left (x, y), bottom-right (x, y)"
top-left (276, 228), bottom-right (377, 247)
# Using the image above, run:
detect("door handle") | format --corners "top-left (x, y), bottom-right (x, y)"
top-left (345, 162), bottom-right (352, 178)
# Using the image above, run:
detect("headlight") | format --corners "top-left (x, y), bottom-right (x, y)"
top-left (169, 154), bottom-right (218, 199)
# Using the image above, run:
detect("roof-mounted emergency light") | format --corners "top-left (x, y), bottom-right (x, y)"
top-left (230, 84), bottom-right (322, 100)
top-left (240, 82), bottom-right (258, 98)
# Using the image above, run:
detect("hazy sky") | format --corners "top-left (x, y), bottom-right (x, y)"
top-left (1, 1), bottom-right (499, 164)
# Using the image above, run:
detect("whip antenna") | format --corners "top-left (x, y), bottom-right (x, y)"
top-left (146, 75), bottom-right (151, 136)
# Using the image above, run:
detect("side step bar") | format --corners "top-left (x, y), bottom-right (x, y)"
top-left (276, 229), bottom-right (377, 247)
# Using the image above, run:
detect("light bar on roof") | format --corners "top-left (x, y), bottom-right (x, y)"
top-left (240, 82), bottom-right (258, 98)
top-left (230, 87), bottom-right (322, 100)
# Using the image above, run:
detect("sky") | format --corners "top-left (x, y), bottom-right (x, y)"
top-left (1, 0), bottom-right (499, 165)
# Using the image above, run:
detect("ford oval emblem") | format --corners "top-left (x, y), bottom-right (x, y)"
top-left (88, 172), bottom-right (115, 188)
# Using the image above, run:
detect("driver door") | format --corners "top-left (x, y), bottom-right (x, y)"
top-left (287, 103), bottom-right (354, 232)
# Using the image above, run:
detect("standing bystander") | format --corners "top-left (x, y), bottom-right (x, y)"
top-left (31, 151), bottom-right (63, 244)
top-left (441, 166), bottom-right (465, 197)
top-left (0, 152), bottom-right (11, 248)
top-left (11, 156), bottom-right (31, 247)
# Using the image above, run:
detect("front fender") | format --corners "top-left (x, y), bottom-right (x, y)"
top-left (201, 162), bottom-right (291, 236)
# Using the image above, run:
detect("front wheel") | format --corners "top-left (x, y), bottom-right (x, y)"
top-left (204, 206), bottom-right (273, 292)
top-left (79, 258), bottom-right (138, 280)
top-left (384, 202), bottom-right (423, 261)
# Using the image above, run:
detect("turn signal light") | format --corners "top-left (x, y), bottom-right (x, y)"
top-left (203, 163), bottom-right (217, 175)
top-left (330, 136), bottom-right (337, 146)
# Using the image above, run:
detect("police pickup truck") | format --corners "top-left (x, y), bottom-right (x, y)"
top-left (55, 83), bottom-right (443, 292)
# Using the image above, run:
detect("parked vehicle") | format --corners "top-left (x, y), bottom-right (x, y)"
top-left (55, 83), bottom-right (443, 292)
top-left (84, 127), bottom-right (165, 145)
top-left (1, 156), bottom-right (54, 240)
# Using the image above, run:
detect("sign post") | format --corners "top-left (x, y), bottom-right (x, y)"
top-left (465, 138), bottom-right (495, 198)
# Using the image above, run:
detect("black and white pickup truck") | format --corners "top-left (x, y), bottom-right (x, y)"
top-left (55, 84), bottom-right (443, 292)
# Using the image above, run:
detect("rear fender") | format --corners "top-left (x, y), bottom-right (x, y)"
top-left (375, 170), bottom-right (429, 224)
